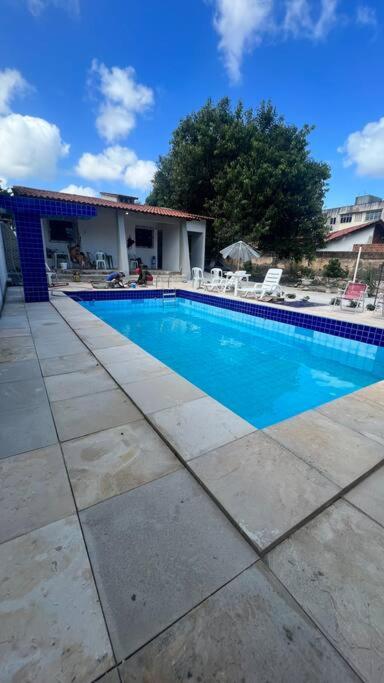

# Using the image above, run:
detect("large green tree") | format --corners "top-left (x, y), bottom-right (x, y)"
top-left (147, 99), bottom-right (330, 260)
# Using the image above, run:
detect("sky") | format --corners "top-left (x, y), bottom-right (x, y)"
top-left (0, 0), bottom-right (383, 209)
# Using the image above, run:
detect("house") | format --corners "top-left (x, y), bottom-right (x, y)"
top-left (321, 195), bottom-right (384, 253)
top-left (0, 186), bottom-right (207, 302)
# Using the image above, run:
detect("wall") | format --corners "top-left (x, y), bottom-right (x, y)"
top-left (124, 213), bottom-right (181, 271)
top-left (161, 222), bottom-right (180, 271)
top-left (319, 226), bottom-right (375, 252)
top-left (0, 222), bottom-right (8, 310)
top-left (42, 207), bottom-right (119, 268)
top-left (324, 200), bottom-right (384, 232)
top-left (257, 250), bottom-right (384, 276)
top-left (186, 220), bottom-right (206, 271)
top-left (79, 208), bottom-right (119, 266)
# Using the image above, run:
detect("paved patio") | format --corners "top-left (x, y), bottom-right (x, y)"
top-left (1, 286), bottom-right (384, 682)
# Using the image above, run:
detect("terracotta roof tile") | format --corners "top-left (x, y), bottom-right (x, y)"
top-left (325, 220), bottom-right (383, 241)
top-left (12, 186), bottom-right (209, 221)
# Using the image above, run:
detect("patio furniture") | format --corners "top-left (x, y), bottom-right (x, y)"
top-left (238, 268), bottom-right (283, 299)
top-left (221, 271), bottom-right (250, 295)
top-left (337, 281), bottom-right (367, 313)
top-left (53, 251), bottom-right (70, 270)
top-left (95, 251), bottom-right (107, 269)
top-left (192, 267), bottom-right (204, 288)
top-left (204, 268), bottom-right (224, 291)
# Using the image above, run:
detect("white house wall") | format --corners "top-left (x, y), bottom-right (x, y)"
top-left (124, 213), bottom-right (181, 271)
top-left (321, 226), bottom-right (375, 252)
top-left (79, 208), bottom-right (119, 266)
top-left (42, 208), bottom-right (119, 267)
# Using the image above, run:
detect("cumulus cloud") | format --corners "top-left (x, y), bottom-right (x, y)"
top-left (90, 60), bottom-right (154, 142)
top-left (0, 113), bottom-right (69, 179)
top-left (27, 0), bottom-right (80, 17)
top-left (210, 0), bottom-right (354, 81)
top-left (76, 145), bottom-right (156, 191)
top-left (60, 184), bottom-right (97, 197)
top-left (0, 67), bottom-right (69, 181)
top-left (0, 68), bottom-right (29, 115)
top-left (339, 117), bottom-right (384, 177)
top-left (212, 0), bottom-right (273, 83)
top-left (356, 5), bottom-right (377, 27)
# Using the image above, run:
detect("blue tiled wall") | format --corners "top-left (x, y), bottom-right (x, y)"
top-left (14, 212), bottom-right (49, 302)
top-left (0, 195), bottom-right (97, 302)
top-left (66, 288), bottom-right (384, 348)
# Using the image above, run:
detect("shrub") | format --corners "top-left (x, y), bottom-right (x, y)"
top-left (286, 293), bottom-right (296, 299)
top-left (366, 303), bottom-right (375, 311)
top-left (323, 258), bottom-right (348, 279)
top-left (360, 266), bottom-right (378, 297)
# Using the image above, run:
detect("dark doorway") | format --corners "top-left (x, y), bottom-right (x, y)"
top-left (157, 230), bottom-right (163, 269)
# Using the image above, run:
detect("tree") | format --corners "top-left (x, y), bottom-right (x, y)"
top-left (147, 99), bottom-right (330, 261)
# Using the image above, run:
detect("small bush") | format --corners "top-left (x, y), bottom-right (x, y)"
top-left (323, 258), bottom-right (348, 279)
top-left (286, 293), bottom-right (296, 299)
top-left (366, 303), bottom-right (376, 311)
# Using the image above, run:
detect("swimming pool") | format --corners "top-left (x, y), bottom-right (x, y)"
top-left (81, 296), bottom-right (384, 428)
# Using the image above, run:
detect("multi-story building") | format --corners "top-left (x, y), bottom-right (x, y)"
top-left (322, 195), bottom-right (384, 252)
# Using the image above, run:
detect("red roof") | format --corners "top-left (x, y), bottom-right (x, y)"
top-left (12, 186), bottom-right (209, 221)
top-left (325, 220), bottom-right (383, 242)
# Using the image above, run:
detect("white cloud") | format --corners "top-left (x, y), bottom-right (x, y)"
top-left (76, 145), bottom-right (156, 191)
top-left (0, 113), bottom-right (69, 179)
top-left (284, 0), bottom-right (338, 40)
top-left (27, 0), bottom-right (80, 17)
top-left (60, 184), bottom-right (97, 197)
top-left (90, 60), bottom-right (154, 142)
top-left (0, 177), bottom-right (8, 189)
top-left (0, 68), bottom-right (29, 115)
top-left (356, 5), bottom-right (377, 27)
top-left (339, 117), bottom-right (384, 177)
top-left (210, 0), bottom-right (348, 81)
top-left (212, 0), bottom-right (273, 83)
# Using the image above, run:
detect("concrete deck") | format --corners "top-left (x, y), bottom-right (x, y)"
top-left (1, 286), bottom-right (384, 681)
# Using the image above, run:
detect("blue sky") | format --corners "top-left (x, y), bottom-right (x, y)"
top-left (0, 0), bottom-right (383, 208)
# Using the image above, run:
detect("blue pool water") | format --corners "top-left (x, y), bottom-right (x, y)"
top-left (82, 297), bottom-right (384, 428)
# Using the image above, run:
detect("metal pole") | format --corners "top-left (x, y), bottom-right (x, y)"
top-left (352, 246), bottom-right (362, 282)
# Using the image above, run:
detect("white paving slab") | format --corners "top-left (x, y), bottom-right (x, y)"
top-left (0, 515), bottom-right (114, 683)
top-left (268, 500), bottom-right (384, 682)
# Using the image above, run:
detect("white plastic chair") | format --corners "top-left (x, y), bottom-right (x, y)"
top-left (95, 251), bottom-right (107, 269)
top-left (204, 268), bottom-right (224, 291)
top-left (238, 268), bottom-right (283, 298)
top-left (191, 267), bottom-right (203, 287)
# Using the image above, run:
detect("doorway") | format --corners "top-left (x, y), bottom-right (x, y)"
top-left (157, 230), bottom-right (163, 269)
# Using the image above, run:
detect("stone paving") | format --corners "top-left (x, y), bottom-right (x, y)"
top-left (1, 286), bottom-right (384, 681)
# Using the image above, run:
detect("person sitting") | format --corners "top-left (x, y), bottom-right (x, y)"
top-left (136, 265), bottom-right (153, 286)
top-left (106, 271), bottom-right (125, 288)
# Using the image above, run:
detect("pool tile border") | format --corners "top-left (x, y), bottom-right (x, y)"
top-left (65, 289), bottom-right (384, 348)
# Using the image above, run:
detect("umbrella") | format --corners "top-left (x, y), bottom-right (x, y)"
top-left (220, 240), bottom-right (261, 269)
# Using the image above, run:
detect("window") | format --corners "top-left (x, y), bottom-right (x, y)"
top-left (340, 214), bottom-right (352, 224)
top-left (365, 210), bottom-right (382, 221)
top-left (49, 220), bottom-right (76, 242)
top-left (354, 213), bottom-right (363, 221)
top-left (135, 227), bottom-right (153, 248)
top-left (329, 217), bottom-right (336, 225)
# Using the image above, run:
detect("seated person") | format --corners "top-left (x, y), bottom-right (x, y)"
top-left (136, 265), bottom-right (153, 286)
top-left (69, 244), bottom-right (86, 268)
top-left (106, 271), bottom-right (125, 288)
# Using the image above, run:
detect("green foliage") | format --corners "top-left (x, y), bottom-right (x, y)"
top-left (323, 258), bottom-right (348, 279)
top-left (147, 98), bottom-right (330, 261)
top-left (366, 303), bottom-right (375, 311)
